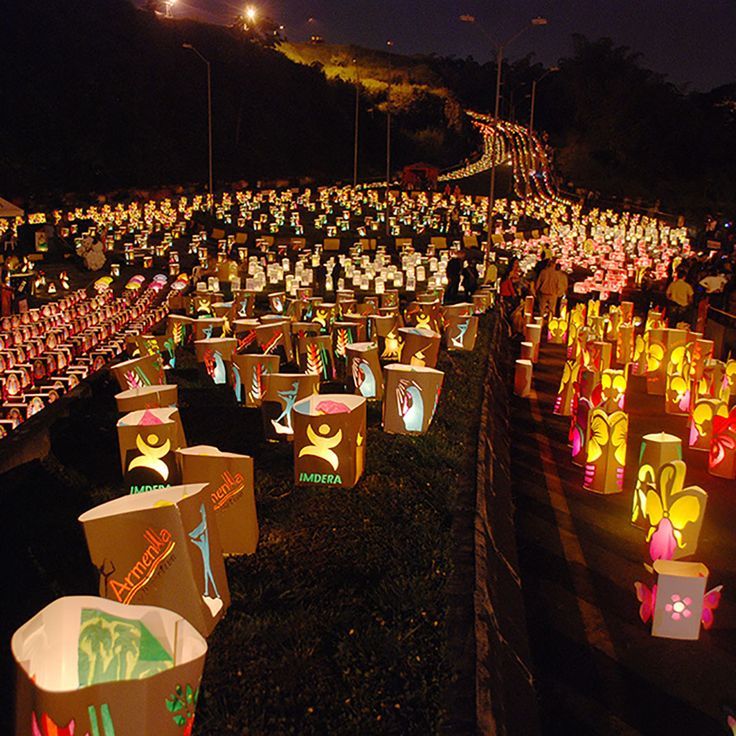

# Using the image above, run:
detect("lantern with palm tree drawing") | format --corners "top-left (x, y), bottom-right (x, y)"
top-left (298, 334), bottom-right (336, 382)
top-left (12, 596), bottom-right (208, 736)
top-left (111, 354), bottom-right (165, 392)
top-left (230, 353), bottom-right (280, 407)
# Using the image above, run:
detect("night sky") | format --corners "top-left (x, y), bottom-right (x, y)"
top-left (153, 0), bottom-right (736, 91)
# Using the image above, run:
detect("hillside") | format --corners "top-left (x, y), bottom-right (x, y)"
top-left (1, 0), bottom-right (474, 205)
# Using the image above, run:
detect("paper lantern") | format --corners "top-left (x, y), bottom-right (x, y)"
top-left (600, 368), bottom-right (627, 412)
top-left (194, 338), bottom-right (236, 386)
top-left (547, 314), bottom-right (568, 344)
top-left (332, 321), bottom-right (360, 378)
top-left (689, 398), bottom-right (729, 451)
top-left (115, 385), bottom-right (178, 414)
top-left (643, 328), bottom-right (667, 394)
top-left (652, 561), bottom-right (712, 640)
top-left (255, 321), bottom-right (293, 363)
top-left (523, 295), bottom-right (534, 319)
top-left (261, 373), bottom-right (320, 441)
top-left (268, 291), bottom-right (286, 314)
top-left (709, 407), bottom-right (736, 479)
top-left (312, 302), bottom-right (337, 333)
top-left (79, 483), bottom-right (230, 636)
top-left (177, 446), bottom-right (258, 555)
top-left (230, 353), bottom-right (280, 407)
top-left (649, 328), bottom-right (688, 396)
top-left (514, 359), bottom-right (533, 398)
top-left (444, 314), bottom-right (478, 351)
top-left (111, 354), bottom-right (165, 392)
top-left (136, 334), bottom-right (177, 370)
top-left (583, 408), bottom-right (628, 494)
top-left (631, 432), bottom-right (683, 528)
top-left (586, 299), bottom-right (600, 321)
top-left (520, 341), bottom-right (534, 362)
top-left (398, 327), bottom-right (441, 368)
top-left (298, 334), bottom-right (336, 382)
top-left (584, 340), bottom-right (612, 372)
top-left (383, 364), bottom-right (444, 435)
top-left (523, 323), bottom-right (542, 362)
top-left (641, 460), bottom-right (707, 561)
top-left (616, 324), bottom-right (635, 365)
top-left (346, 342), bottom-right (383, 400)
top-left (12, 596), bottom-right (207, 736)
top-left (645, 308), bottom-right (665, 331)
top-left (292, 395), bottom-right (366, 488)
top-left (192, 317), bottom-right (225, 342)
top-left (686, 338), bottom-right (714, 382)
top-left (553, 359), bottom-right (580, 416)
top-left (570, 370), bottom-right (602, 465)
top-left (620, 300), bottom-right (634, 324)
top-left (117, 408), bottom-right (187, 493)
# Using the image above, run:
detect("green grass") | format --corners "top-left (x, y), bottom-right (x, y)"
top-left (2, 316), bottom-right (493, 735)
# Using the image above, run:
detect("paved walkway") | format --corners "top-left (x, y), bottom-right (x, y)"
top-left (511, 341), bottom-right (736, 735)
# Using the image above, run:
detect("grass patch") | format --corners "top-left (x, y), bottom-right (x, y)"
top-left (2, 316), bottom-right (492, 735)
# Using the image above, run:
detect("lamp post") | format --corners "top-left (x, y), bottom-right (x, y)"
top-left (353, 58), bottom-right (360, 188)
top-left (525, 66), bottom-right (559, 209)
top-left (385, 39), bottom-right (394, 236)
top-left (182, 43), bottom-right (214, 208)
top-left (461, 15), bottom-right (547, 255)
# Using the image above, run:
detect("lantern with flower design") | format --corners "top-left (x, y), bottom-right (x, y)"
top-left (583, 408), bottom-right (628, 494)
top-left (553, 359), bottom-right (580, 416)
top-left (689, 398), bottom-right (728, 451)
top-left (631, 432), bottom-right (682, 529)
top-left (651, 560), bottom-right (714, 640)
top-left (641, 460), bottom-right (707, 561)
top-left (600, 369), bottom-right (627, 412)
top-left (709, 406), bottom-right (736, 479)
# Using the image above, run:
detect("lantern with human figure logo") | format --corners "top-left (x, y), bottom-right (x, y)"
top-left (292, 394), bottom-right (366, 489)
top-left (79, 483), bottom-right (230, 637)
top-left (261, 373), bottom-right (320, 441)
top-left (177, 446), bottom-right (258, 555)
top-left (116, 408), bottom-right (187, 493)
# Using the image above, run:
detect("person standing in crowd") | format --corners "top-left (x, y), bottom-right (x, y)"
top-left (665, 267), bottom-right (694, 325)
top-left (445, 248), bottom-right (465, 304)
top-left (499, 258), bottom-right (521, 316)
top-left (535, 257), bottom-right (567, 317)
top-left (461, 258), bottom-right (478, 298)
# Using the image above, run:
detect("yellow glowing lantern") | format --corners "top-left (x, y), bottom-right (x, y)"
top-left (79, 483), bottom-right (230, 636)
top-left (293, 394), bottom-right (367, 488)
top-left (177, 445), bottom-right (258, 555)
top-left (12, 596), bottom-right (207, 736)
top-left (642, 460), bottom-right (707, 561)
top-left (631, 432), bottom-right (682, 529)
top-left (583, 408), bottom-right (628, 494)
top-left (553, 359), bottom-right (580, 416)
top-left (383, 364), bottom-right (444, 435)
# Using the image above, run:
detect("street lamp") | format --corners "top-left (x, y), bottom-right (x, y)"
top-left (385, 39), bottom-right (394, 236)
top-left (525, 66), bottom-right (559, 208)
top-left (353, 58), bottom-right (360, 188)
top-left (182, 43), bottom-right (214, 207)
top-left (461, 15), bottom-right (548, 255)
